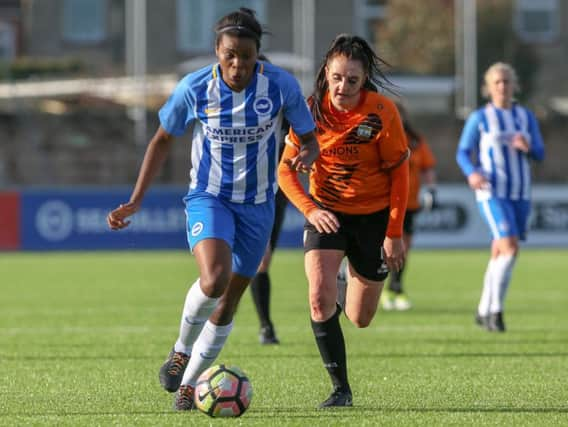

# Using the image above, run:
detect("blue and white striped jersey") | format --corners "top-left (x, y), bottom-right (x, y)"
top-left (159, 61), bottom-right (315, 204)
top-left (456, 103), bottom-right (545, 201)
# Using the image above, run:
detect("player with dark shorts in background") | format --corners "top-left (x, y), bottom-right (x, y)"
top-left (250, 114), bottom-right (290, 345)
top-left (381, 103), bottom-right (437, 311)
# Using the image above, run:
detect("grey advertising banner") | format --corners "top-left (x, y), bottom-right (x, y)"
top-left (411, 184), bottom-right (568, 248)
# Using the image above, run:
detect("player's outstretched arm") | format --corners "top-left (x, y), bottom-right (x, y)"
top-left (107, 126), bottom-right (174, 230)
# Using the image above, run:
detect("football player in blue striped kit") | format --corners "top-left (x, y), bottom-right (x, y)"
top-left (107, 8), bottom-right (318, 410)
top-left (456, 62), bottom-right (545, 332)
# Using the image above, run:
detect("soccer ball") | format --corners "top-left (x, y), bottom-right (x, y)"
top-left (194, 364), bottom-right (253, 417)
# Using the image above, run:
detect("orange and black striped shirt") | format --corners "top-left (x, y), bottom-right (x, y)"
top-left (279, 90), bottom-right (409, 237)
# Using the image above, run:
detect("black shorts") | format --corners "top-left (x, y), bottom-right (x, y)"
top-left (304, 207), bottom-right (390, 281)
top-left (403, 209), bottom-right (418, 235)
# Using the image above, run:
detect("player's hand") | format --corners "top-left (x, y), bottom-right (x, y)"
top-left (283, 155), bottom-right (313, 174)
top-left (306, 208), bottom-right (340, 234)
top-left (107, 201), bottom-right (140, 230)
top-left (283, 142), bottom-right (318, 175)
top-left (467, 172), bottom-right (489, 191)
top-left (422, 187), bottom-right (437, 211)
top-left (382, 237), bottom-right (406, 272)
top-left (511, 133), bottom-right (530, 153)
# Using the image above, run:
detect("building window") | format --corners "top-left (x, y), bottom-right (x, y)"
top-left (62, 0), bottom-right (107, 43)
top-left (353, 0), bottom-right (387, 47)
top-left (514, 0), bottom-right (559, 43)
top-left (177, 0), bottom-right (265, 53)
top-left (0, 22), bottom-right (16, 60)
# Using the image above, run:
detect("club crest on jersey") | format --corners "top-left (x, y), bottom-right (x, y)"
top-left (191, 222), bottom-right (204, 237)
top-left (253, 97), bottom-right (273, 116)
top-left (357, 125), bottom-right (373, 139)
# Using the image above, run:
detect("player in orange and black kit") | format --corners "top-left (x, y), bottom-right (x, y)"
top-left (278, 34), bottom-right (409, 408)
top-left (381, 104), bottom-right (437, 311)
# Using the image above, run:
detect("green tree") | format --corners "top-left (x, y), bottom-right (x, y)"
top-left (477, 0), bottom-right (538, 103)
top-left (376, 0), bottom-right (455, 75)
top-left (375, 0), bottom-right (538, 100)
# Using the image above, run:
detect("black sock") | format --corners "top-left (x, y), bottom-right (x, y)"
top-left (250, 272), bottom-right (272, 329)
top-left (311, 305), bottom-right (350, 392)
top-left (388, 262), bottom-right (405, 294)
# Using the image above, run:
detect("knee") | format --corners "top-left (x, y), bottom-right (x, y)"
top-left (310, 299), bottom-right (327, 322)
top-left (310, 294), bottom-right (335, 322)
top-left (200, 267), bottom-right (232, 297)
top-left (352, 319), bottom-right (371, 328)
top-left (346, 312), bottom-right (372, 328)
top-left (345, 305), bottom-right (376, 328)
top-left (496, 237), bottom-right (519, 257)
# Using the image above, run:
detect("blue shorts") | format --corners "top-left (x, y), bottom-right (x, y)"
top-left (184, 191), bottom-right (275, 278)
top-left (477, 197), bottom-right (531, 241)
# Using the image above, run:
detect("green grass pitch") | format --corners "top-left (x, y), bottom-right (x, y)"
top-left (1, 249), bottom-right (567, 426)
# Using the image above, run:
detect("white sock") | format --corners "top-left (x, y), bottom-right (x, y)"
top-left (181, 320), bottom-right (234, 386)
top-left (173, 279), bottom-right (219, 355)
top-left (489, 254), bottom-right (516, 314)
top-left (478, 258), bottom-right (495, 316)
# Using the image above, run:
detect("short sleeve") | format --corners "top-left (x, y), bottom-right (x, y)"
top-left (159, 77), bottom-right (196, 137)
top-left (280, 73), bottom-right (315, 136)
top-left (456, 111), bottom-right (482, 177)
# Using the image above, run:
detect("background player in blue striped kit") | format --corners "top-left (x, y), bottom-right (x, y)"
top-left (456, 62), bottom-right (545, 332)
top-left (106, 8), bottom-right (318, 410)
